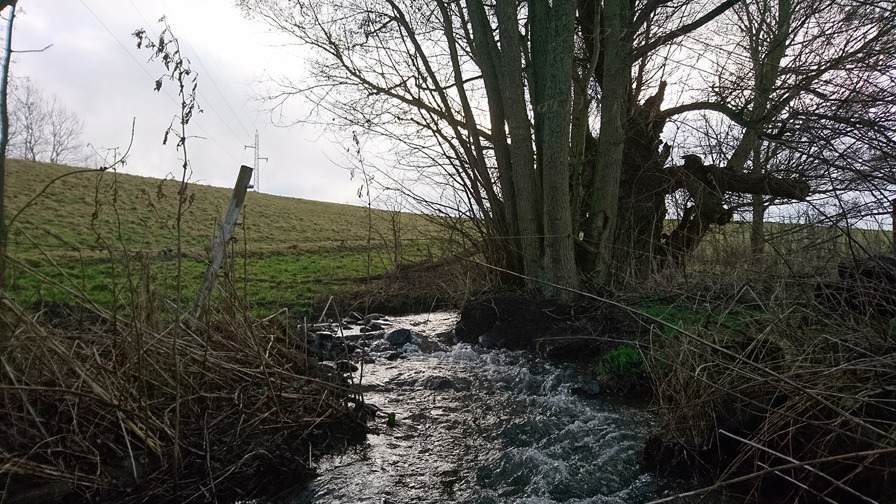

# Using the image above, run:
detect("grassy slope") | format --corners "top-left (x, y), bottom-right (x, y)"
top-left (5, 159), bottom-right (457, 314)
top-left (8, 159), bottom-right (890, 313)
top-left (6, 159), bottom-right (446, 255)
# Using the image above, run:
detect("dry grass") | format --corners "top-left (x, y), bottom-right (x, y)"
top-left (0, 290), bottom-right (363, 502)
top-left (686, 220), bottom-right (892, 283)
top-left (641, 282), bottom-right (896, 503)
top-left (622, 216), bottom-right (896, 501)
top-left (5, 159), bottom-right (447, 261)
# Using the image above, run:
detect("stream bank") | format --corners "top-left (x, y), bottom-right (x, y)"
top-left (295, 310), bottom-right (663, 503)
top-left (300, 288), bottom-right (896, 504)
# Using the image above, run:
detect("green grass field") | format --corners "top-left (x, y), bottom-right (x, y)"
top-left (6, 159), bottom-right (893, 318)
top-left (4, 160), bottom-right (461, 315)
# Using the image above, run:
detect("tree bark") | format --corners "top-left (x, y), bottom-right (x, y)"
top-left (582, 0), bottom-right (631, 283)
top-left (750, 142), bottom-right (766, 254)
top-left (751, 193), bottom-right (767, 254)
top-left (531, 0), bottom-right (580, 295)
top-left (0, 3), bottom-right (15, 291)
top-left (670, 161), bottom-right (809, 199)
top-left (492, 0), bottom-right (543, 285)
top-left (615, 83), bottom-right (672, 279)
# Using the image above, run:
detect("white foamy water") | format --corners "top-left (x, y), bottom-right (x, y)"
top-left (292, 312), bottom-right (661, 504)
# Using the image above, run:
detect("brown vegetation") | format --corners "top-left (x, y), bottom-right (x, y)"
top-left (630, 241), bottom-right (896, 503)
top-left (642, 295), bottom-right (896, 503)
top-left (328, 247), bottom-right (493, 317)
top-left (0, 292), bottom-right (364, 503)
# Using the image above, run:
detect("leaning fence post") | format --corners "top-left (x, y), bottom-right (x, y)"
top-left (192, 165), bottom-right (253, 322)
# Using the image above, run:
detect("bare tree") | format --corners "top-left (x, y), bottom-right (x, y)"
top-left (240, 0), bottom-right (893, 288)
top-left (668, 0), bottom-right (896, 254)
top-left (8, 77), bottom-right (84, 164)
top-left (0, 1), bottom-right (15, 291)
top-left (46, 95), bottom-right (84, 164)
top-left (9, 77), bottom-right (46, 161)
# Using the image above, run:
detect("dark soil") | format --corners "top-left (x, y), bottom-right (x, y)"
top-left (453, 289), bottom-right (650, 396)
top-left (321, 253), bottom-right (491, 317)
top-left (3, 414), bottom-right (368, 504)
top-left (455, 290), bottom-right (639, 350)
top-left (28, 300), bottom-right (109, 332)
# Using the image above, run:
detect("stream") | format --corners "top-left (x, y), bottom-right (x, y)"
top-left (294, 311), bottom-right (667, 504)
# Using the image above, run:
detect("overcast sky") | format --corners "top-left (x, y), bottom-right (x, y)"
top-left (8, 0), bottom-right (362, 205)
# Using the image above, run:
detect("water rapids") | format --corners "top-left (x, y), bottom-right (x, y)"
top-left (294, 312), bottom-right (666, 504)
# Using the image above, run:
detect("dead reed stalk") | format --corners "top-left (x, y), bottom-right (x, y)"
top-left (642, 283), bottom-right (896, 503)
top-left (0, 291), bottom-right (363, 503)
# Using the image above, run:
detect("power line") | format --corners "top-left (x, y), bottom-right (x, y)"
top-left (122, 1), bottom-right (252, 157)
top-left (77, 0), bottom-right (175, 103)
top-left (182, 44), bottom-right (254, 140)
top-left (126, 0), bottom-right (158, 38)
top-left (156, 0), bottom-right (254, 139)
top-left (77, 0), bottom-right (246, 166)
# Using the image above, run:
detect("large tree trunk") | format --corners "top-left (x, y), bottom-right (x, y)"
top-left (493, 0), bottom-right (543, 286)
top-left (468, 0), bottom-right (582, 294)
top-left (530, 0), bottom-right (580, 295)
top-left (615, 84), bottom-right (672, 280)
top-left (582, 0), bottom-right (631, 283)
top-left (466, 0), bottom-right (579, 294)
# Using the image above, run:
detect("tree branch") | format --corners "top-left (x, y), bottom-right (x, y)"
top-left (662, 100), bottom-right (751, 127)
top-left (630, 0), bottom-right (742, 62)
top-left (669, 160), bottom-right (810, 200)
top-left (633, 0), bottom-right (668, 32)
top-left (13, 44), bottom-right (52, 53)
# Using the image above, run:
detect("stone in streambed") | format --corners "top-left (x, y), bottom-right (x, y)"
top-left (361, 322), bottom-right (385, 333)
top-left (385, 328), bottom-right (412, 346)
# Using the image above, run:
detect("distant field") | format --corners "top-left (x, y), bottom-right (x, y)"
top-left (682, 217), bottom-right (893, 284)
top-left (5, 160), bottom-right (462, 314)
top-left (6, 160), bottom-right (892, 315)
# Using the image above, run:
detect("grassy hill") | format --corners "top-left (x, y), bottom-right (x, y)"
top-left (7, 159), bottom-right (890, 315)
top-left (5, 160), bottom-right (449, 256)
top-left (4, 159), bottom-right (465, 315)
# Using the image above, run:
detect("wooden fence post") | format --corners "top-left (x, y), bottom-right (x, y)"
top-left (192, 165), bottom-right (253, 322)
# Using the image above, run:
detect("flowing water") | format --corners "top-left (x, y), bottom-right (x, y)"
top-left (294, 312), bottom-right (665, 504)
